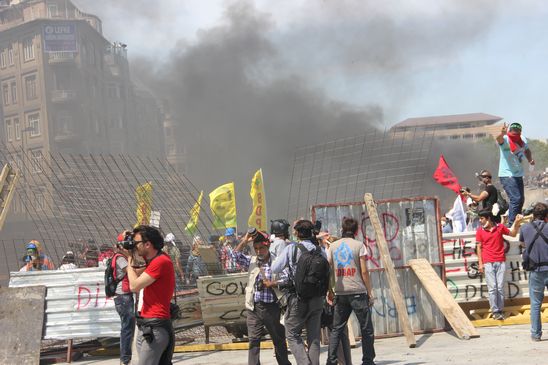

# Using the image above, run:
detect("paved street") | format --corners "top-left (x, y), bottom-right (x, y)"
top-left (59, 324), bottom-right (546, 365)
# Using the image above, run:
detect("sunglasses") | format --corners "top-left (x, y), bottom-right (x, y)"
top-left (480, 175), bottom-right (492, 179)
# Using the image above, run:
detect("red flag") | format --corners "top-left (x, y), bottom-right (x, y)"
top-left (432, 155), bottom-right (462, 194)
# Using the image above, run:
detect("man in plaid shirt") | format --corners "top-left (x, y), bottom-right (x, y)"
top-left (233, 230), bottom-right (291, 365)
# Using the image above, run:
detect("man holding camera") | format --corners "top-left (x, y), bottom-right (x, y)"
top-left (233, 228), bottom-right (291, 365)
top-left (112, 234), bottom-right (136, 365)
top-left (122, 225), bottom-right (175, 365)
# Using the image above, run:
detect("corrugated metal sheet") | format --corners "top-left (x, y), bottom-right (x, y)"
top-left (9, 268), bottom-right (120, 340)
top-left (442, 232), bottom-right (539, 303)
top-left (312, 197), bottom-right (446, 336)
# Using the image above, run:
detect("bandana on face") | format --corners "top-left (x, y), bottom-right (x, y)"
top-left (507, 130), bottom-right (524, 154)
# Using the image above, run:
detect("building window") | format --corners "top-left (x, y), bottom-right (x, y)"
top-left (0, 49), bottom-right (6, 68)
top-left (31, 149), bottom-right (43, 173)
top-left (27, 112), bottom-right (40, 137)
top-left (10, 81), bottom-right (16, 104)
top-left (56, 110), bottom-right (71, 134)
top-left (5, 118), bottom-right (13, 142)
top-left (2, 84), bottom-right (8, 106)
top-left (25, 74), bottom-right (37, 100)
top-left (47, 4), bottom-right (58, 18)
top-left (8, 46), bottom-right (13, 66)
top-left (23, 38), bottom-right (35, 62)
top-left (14, 117), bottom-right (20, 140)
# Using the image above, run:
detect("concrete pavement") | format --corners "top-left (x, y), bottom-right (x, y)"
top-left (58, 324), bottom-right (546, 365)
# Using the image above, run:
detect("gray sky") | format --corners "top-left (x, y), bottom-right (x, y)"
top-left (75, 0), bottom-right (547, 139)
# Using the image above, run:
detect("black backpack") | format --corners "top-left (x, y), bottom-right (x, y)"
top-left (292, 243), bottom-right (330, 300)
top-left (104, 254), bottom-right (121, 298)
top-left (496, 188), bottom-right (509, 215)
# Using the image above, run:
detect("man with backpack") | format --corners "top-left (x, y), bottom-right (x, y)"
top-left (271, 220), bottom-right (330, 365)
top-left (326, 217), bottom-right (376, 365)
top-left (519, 202), bottom-right (548, 341)
top-left (105, 234), bottom-right (135, 365)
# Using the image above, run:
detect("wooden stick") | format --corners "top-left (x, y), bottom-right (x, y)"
top-left (364, 193), bottom-right (416, 348)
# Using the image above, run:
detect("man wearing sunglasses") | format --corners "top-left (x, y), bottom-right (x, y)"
top-left (496, 122), bottom-right (535, 225)
top-left (123, 225), bottom-right (175, 365)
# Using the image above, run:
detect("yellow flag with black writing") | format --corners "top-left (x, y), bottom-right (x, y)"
top-left (209, 182), bottom-right (237, 230)
top-left (248, 169), bottom-right (267, 231)
top-left (185, 191), bottom-right (203, 235)
top-left (135, 182), bottom-right (153, 227)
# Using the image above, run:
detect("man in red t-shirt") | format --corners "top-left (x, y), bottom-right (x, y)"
top-left (123, 225), bottom-right (175, 365)
top-left (476, 210), bottom-right (523, 320)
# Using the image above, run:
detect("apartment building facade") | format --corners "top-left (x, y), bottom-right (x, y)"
top-left (0, 0), bottom-right (167, 222)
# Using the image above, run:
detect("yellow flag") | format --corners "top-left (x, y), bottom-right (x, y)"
top-left (185, 191), bottom-right (203, 235)
top-left (248, 169), bottom-right (267, 231)
top-left (135, 182), bottom-right (153, 227)
top-left (209, 182), bottom-right (237, 230)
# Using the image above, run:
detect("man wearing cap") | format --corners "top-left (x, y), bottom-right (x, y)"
top-left (19, 241), bottom-right (54, 271)
top-left (163, 233), bottom-right (185, 290)
top-left (496, 122), bottom-right (535, 225)
top-left (221, 227), bottom-right (240, 273)
top-left (462, 169), bottom-right (501, 222)
top-left (113, 234), bottom-right (135, 365)
top-left (233, 230), bottom-right (291, 365)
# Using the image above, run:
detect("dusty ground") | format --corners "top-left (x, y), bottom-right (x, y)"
top-left (58, 324), bottom-right (546, 365)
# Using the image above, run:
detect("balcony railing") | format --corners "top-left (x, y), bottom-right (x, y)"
top-left (51, 90), bottom-right (76, 103)
top-left (48, 52), bottom-right (76, 64)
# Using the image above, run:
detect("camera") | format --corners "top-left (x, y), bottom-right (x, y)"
top-left (255, 279), bottom-right (265, 291)
top-left (247, 227), bottom-right (258, 237)
top-left (118, 232), bottom-right (135, 250)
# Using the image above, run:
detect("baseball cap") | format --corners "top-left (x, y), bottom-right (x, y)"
top-left (509, 122), bottom-right (522, 131)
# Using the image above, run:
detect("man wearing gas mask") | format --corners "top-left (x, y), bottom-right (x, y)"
top-left (233, 228), bottom-right (291, 365)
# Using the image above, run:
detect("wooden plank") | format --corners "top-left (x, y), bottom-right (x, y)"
top-left (408, 258), bottom-right (479, 339)
top-left (0, 169), bottom-right (18, 231)
top-left (364, 193), bottom-right (416, 348)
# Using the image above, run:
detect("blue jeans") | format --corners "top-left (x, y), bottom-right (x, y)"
top-left (484, 262), bottom-right (506, 314)
top-left (529, 270), bottom-right (548, 339)
top-left (327, 293), bottom-right (375, 365)
top-left (499, 176), bottom-right (524, 225)
top-left (114, 294), bottom-right (135, 364)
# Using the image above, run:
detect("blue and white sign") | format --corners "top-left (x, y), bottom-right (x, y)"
top-left (43, 23), bottom-right (77, 53)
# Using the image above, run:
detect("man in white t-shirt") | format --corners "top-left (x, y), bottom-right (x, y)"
top-left (326, 217), bottom-right (376, 365)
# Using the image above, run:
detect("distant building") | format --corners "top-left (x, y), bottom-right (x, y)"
top-left (391, 113), bottom-right (503, 141)
top-left (0, 0), bottom-right (166, 220)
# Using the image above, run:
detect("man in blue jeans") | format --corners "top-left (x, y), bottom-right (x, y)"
top-left (496, 122), bottom-right (534, 225)
top-left (326, 217), bottom-right (375, 365)
top-left (519, 202), bottom-right (548, 341)
top-left (114, 234), bottom-right (136, 365)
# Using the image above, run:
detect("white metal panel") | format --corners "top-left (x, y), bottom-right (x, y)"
top-left (9, 268), bottom-right (120, 339)
top-left (442, 232), bottom-right (546, 303)
top-left (313, 198), bottom-right (446, 336)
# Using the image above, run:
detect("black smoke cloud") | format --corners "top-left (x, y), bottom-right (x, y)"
top-left (73, 0), bottom-right (498, 222)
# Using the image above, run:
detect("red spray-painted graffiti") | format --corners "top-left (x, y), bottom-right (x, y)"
top-left (361, 212), bottom-right (402, 268)
top-left (76, 283), bottom-right (113, 310)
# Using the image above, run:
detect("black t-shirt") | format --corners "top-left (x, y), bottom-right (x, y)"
top-left (481, 185), bottom-right (498, 210)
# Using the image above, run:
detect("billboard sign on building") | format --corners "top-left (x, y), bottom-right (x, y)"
top-left (43, 23), bottom-right (77, 53)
